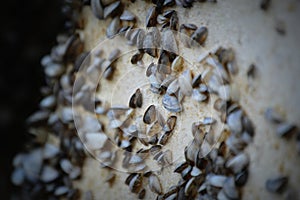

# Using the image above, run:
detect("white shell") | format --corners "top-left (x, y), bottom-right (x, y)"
top-left (40, 165), bottom-right (59, 183)
top-left (60, 107), bottom-right (73, 123)
top-left (85, 132), bottom-right (107, 150)
top-left (218, 85), bottom-right (231, 101)
top-left (80, 115), bottom-right (102, 133)
top-left (171, 56), bottom-right (184, 72)
top-left (161, 29), bottom-right (178, 54)
top-left (167, 79), bottom-right (179, 95)
top-left (149, 174), bottom-right (162, 194)
top-left (178, 70), bottom-right (193, 96)
top-left (226, 152), bottom-right (249, 174)
top-left (40, 95), bottom-right (56, 109)
top-left (162, 94), bottom-right (182, 113)
top-left (44, 63), bottom-right (64, 77)
top-left (206, 174), bottom-right (227, 187)
top-left (227, 110), bottom-right (243, 135)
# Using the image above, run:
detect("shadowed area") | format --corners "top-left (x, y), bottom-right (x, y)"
top-left (0, 0), bottom-right (64, 198)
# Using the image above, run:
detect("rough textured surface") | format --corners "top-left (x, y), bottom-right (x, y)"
top-left (74, 0), bottom-right (300, 199)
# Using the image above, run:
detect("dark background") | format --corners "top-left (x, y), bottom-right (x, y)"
top-left (0, 0), bottom-right (64, 198)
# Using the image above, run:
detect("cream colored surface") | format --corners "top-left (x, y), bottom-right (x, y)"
top-left (74, 0), bottom-right (300, 199)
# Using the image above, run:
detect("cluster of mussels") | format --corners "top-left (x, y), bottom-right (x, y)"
top-left (10, 0), bottom-right (89, 199)
top-left (115, 43), bottom-right (256, 199)
top-left (72, 1), bottom-right (259, 200)
top-left (10, 0), bottom-right (253, 199)
top-left (11, 0), bottom-right (298, 199)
